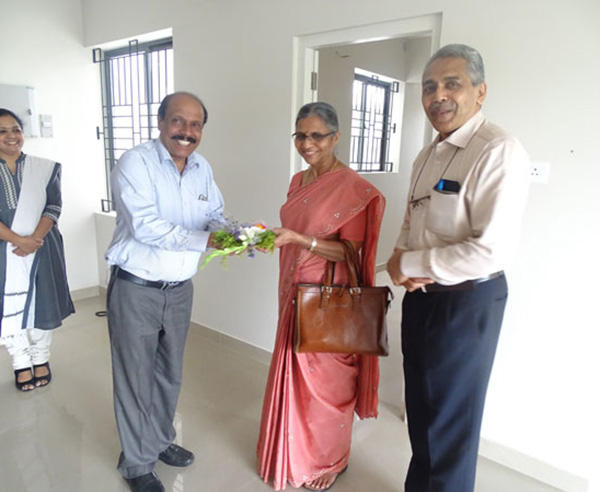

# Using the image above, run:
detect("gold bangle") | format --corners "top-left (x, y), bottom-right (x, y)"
top-left (308, 237), bottom-right (317, 252)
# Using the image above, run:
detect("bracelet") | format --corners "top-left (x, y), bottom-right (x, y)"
top-left (308, 237), bottom-right (318, 252)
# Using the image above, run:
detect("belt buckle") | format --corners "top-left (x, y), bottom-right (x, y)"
top-left (161, 281), bottom-right (180, 290)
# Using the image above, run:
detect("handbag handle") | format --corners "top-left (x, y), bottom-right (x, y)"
top-left (322, 239), bottom-right (361, 288)
top-left (341, 240), bottom-right (362, 285)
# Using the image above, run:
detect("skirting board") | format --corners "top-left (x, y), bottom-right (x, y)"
top-left (478, 439), bottom-right (588, 492)
top-left (369, 264), bottom-right (585, 489)
top-left (190, 321), bottom-right (271, 366)
top-left (70, 285), bottom-right (101, 301)
top-left (190, 320), bottom-right (588, 492)
top-left (94, 288), bottom-right (271, 364)
top-left (89, 291), bottom-right (587, 492)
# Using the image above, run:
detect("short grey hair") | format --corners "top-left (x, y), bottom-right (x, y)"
top-left (423, 44), bottom-right (485, 86)
top-left (295, 102), bottom-right (339, 132)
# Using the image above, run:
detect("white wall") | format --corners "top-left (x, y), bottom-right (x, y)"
top-left (82, 0), bottom-right (600, 489)
top-left (318, 37), bottom-right (409, 167)
top-left (2, 0), bottom-right (104, 291)
top-left (317, 36), bottom-right (430, 265)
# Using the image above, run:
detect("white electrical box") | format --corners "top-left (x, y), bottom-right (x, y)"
top-left (0, 84), bottom-right (39, 138)
top-left (40, 114), bottom-right (53, 138)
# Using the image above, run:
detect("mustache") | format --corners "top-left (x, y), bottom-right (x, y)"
top-left (172, 135), bottom-right (198, 144)
top-left (429, 101), bottom-right (456, 114)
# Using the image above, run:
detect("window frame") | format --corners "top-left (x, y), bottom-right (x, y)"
top-left (93, 38), bottom-right (174, 211)
top-left (349, 71), bottom-right (399, 173)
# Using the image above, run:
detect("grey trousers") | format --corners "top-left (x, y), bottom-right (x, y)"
top-left (107, 272), bottom-right (193, 479)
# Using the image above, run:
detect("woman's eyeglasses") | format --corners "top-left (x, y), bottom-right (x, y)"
top-left (291, 131), bottom-right (335, 143)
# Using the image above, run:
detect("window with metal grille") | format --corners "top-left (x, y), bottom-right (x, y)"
top-left (350, 70), bottom-right (400, 173)
top-left (93, 38), bottom-right (174, 211)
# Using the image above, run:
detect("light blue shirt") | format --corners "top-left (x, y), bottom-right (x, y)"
top-left (105, 139), bottom-right (224, 282)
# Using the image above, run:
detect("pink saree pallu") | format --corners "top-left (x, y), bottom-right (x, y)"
top-left (257, 167), bottom-right (385, 490)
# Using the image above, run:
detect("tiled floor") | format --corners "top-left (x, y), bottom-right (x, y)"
top-left (0, 292), bottom-right (562, 492)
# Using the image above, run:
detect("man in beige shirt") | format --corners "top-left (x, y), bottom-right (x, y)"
top-left (387, 44), bottom-right (529, 492)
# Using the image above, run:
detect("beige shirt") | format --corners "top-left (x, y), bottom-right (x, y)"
top-left (396, 111), bottom-right (530, 285)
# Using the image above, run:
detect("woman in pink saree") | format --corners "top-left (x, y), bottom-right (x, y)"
top-left (257, 102), bottom-right (385, 490)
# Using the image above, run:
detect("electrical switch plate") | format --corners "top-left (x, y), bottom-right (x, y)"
top-left (39, 114), bottom-right (53, 138)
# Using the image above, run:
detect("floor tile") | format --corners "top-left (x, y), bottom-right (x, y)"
top-left (0, 294), bottom-right (561, 491)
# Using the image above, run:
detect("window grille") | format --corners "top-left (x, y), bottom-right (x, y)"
top-left (93, 38), bottom-right (174, 211)
top-left (350, 73), bottom-right (399, 172)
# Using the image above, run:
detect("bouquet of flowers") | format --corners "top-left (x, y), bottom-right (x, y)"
top-left (200, 219), bottom-right (276, 269)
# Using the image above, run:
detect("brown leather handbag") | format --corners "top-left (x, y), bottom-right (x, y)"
top-left (293, 241), bottom-right (393, 356)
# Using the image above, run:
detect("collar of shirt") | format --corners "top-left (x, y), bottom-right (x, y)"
top-left (153, 139), bottom-right (201, 172)
top-left (438, 111), bottom-right (486, 149)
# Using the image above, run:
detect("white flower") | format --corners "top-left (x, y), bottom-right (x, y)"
top-left (241, 226), bottom-right (263, 243)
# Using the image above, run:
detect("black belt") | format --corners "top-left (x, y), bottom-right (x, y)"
top-left (421, 271), bottom-right (504, 293)
top-left (114, 267), bottom-right (185, 290)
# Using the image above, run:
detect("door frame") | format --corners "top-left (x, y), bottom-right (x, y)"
top-left (290, 13), bottom-right (442, 175)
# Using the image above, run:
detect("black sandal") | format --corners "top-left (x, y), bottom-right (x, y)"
top-left (14, 368), bottom-right (35, 392)
top-left (33, 362), bottom-right (52, 387)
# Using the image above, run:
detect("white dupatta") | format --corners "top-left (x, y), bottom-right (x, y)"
top-left (0, 156), bottom-right (54, 340)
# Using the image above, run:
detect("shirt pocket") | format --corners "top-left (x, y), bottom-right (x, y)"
top-left (426, 190), bottom-right (460, 238)
top-left (193, 196), bottom-right (213, 217)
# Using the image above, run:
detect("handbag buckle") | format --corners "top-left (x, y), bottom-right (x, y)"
top-left (321, 285), bottom-right (333, 302)
top-left (349, 287), bottom-right (362, 296)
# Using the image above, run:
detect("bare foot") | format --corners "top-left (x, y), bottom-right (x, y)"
top-left (303, 467), bottom-right (347, 491)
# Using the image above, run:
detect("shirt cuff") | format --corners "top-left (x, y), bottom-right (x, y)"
top-left (188, 230), bottom-right (211, 252)
top-left (394, 235), bottom-right (407, 251)
top-left (400, 250), bottom-right (429, 278)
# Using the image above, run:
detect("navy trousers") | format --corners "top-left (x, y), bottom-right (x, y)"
top-left (402, 275), bottom-right (508, 492)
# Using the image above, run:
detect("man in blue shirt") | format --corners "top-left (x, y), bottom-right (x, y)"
top-left (106, 92), bottom-right (224, 492)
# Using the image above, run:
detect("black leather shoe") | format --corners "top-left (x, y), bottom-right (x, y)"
top-left (125, 472), bottom-right (165, 492)
top-left (158, 444), bottom-right (195, 467)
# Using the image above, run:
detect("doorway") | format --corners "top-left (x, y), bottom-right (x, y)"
top-left (290, 14), bottom-right (441, 414)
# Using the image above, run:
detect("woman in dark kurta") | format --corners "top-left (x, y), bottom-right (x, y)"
top-left (0, 108), bottom-right (74, 391)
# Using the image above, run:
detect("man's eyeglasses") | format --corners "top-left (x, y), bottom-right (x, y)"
top-left (292, 131), bottom-right (335, 143)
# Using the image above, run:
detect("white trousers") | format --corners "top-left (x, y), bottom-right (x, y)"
top-left (2, 328), bottom-right (53, 370)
